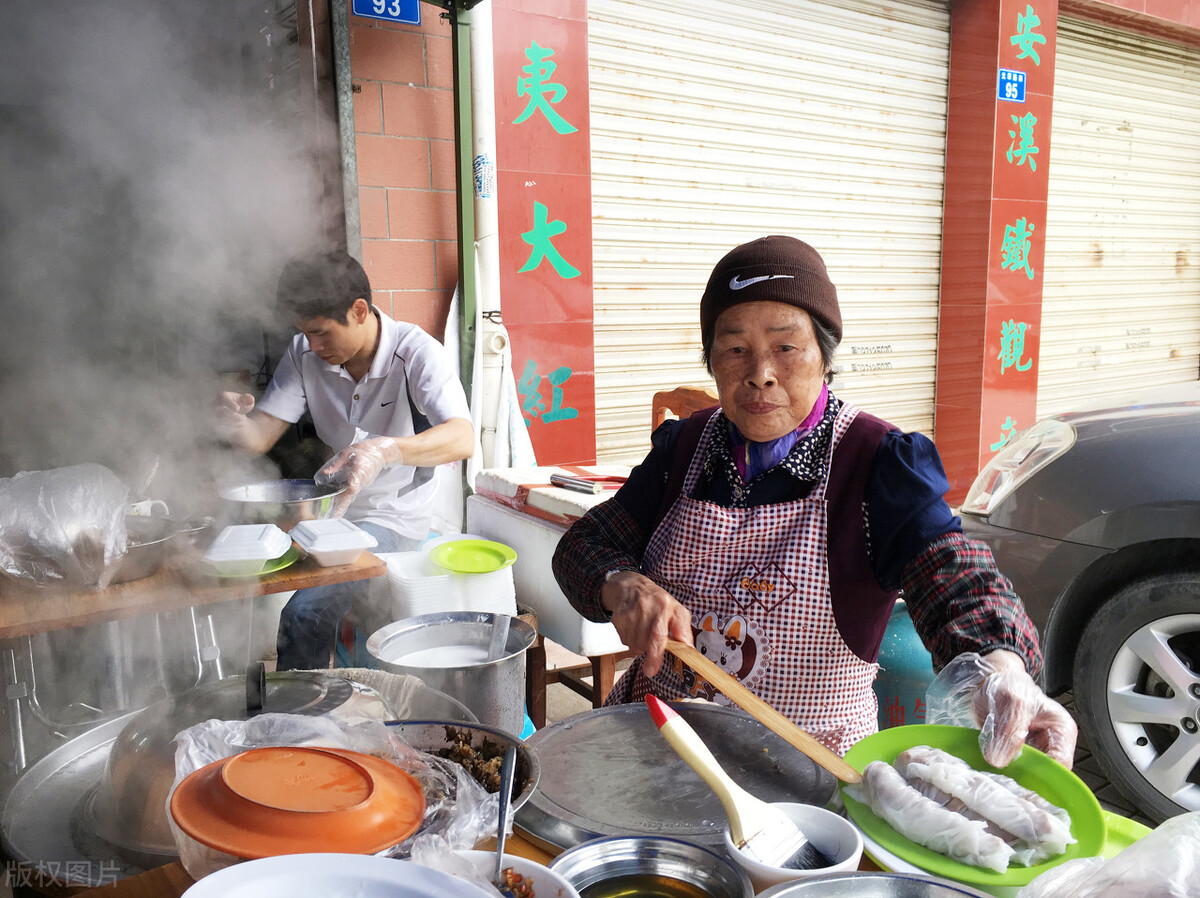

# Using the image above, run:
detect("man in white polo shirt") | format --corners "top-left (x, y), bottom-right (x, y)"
top-left (218, 250), bottom-right (473, 670)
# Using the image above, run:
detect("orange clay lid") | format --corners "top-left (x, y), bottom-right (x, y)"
top-left (169, 746), bottom-right (425, 859)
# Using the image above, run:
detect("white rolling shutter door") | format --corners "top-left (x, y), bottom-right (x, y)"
top-left (1038, 20), bottom-right (1200, 416)
top-left (588, 0), bottom-right (951, 463)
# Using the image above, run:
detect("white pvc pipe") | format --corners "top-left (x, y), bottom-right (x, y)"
top-left (469, 0), bottom-right (506, 470)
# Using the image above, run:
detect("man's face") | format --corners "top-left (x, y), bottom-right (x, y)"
top-left (709, 301), bottom-right (829, 442)
top-left (294, 299), bottom-right (370, 367)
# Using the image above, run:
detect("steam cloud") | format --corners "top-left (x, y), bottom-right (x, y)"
top-left (0, 0), bottom-right (337, 513)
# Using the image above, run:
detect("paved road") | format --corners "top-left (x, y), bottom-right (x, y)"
top-left (1061, 692), bottom-right (1158, 829)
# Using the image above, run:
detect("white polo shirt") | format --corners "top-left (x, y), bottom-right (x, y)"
top-left (257, 310), bottom-right (471, 540)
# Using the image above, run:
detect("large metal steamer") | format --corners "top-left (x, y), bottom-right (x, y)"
top-left (0, 477), bottom-right (347, 889)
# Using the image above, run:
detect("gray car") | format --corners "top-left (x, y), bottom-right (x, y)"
top-left (959, 388), bottom-right (1200, 822)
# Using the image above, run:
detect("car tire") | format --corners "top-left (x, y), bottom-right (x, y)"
top-left (1073, 573), bottom-right (1200, 822)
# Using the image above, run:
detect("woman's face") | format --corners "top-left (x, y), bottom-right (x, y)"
top-left (710, 301), bottom-right (829, 442)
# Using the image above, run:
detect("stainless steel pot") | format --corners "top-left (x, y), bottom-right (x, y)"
top-left (756, 873), bottom-right (994, 897)
top-left (367, 612), bottom-right (535, 734)
top-left (217, 478), bottom-right (344, 529)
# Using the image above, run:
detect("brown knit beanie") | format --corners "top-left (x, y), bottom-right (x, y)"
top-left (700, 236), bottom-right (842, 349)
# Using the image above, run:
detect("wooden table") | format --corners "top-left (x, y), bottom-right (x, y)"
top-left (0, 552), bottom-right (387, 639)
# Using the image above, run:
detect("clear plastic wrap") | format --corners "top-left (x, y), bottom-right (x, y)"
top-left (0, 463), bottom-right (129, 588)
top-left (168, 712), bottom-right (500, 881)
top-left (1017, 811), bottom-right (1200, 897)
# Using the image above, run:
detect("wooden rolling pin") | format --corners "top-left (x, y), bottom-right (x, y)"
top-left (665, 638), bottom-right (863, 784)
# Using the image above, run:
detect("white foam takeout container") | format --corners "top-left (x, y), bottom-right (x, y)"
top-left (290, 518), bottom-right (378, 567)
top-left (202, 524), bottom-right (292, 576)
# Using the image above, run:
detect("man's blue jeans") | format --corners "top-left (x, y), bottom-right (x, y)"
top-left (275, 522), bottom-right (419, 671)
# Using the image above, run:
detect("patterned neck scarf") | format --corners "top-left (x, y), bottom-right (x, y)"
top-left (728, 383), bottom-right (829, 482)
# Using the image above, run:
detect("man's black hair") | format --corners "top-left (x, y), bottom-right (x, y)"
top-left (276, 249), bottom-right (372, 323)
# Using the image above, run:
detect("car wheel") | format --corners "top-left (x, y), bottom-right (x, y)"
top-left (1073, 573), bottom-right (1200, 822)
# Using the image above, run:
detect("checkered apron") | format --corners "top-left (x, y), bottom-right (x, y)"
top-left (609, 403), bottom-right (879, 755)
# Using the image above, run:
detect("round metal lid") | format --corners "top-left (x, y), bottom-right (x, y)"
top-left (514, 702), bottom-right (837, 853)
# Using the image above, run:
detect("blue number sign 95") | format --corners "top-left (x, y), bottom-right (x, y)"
top-left (352, 0), bottom-right (420, 25)
top-left (998, 68), bottom-right (1027, 103)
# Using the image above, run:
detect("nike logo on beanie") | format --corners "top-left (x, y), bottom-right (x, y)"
top-left (729, 274), bottom-right (796, 290)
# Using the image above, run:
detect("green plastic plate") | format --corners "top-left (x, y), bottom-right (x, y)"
top-left (429, 539), bottom-right (517, 574)
top-left (213, 545), bottom-right (300, 580)
top-left (841, 724), bottom-right (1106, 889)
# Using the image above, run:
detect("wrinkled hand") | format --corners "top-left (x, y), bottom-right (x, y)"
top-left (971, 650), bottom-right (1078, 769)
top-left (601, 571), bottom-right (692, 677)
top-left (315, 437), bottom-right (398, 518)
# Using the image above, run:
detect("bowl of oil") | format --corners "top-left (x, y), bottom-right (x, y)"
top-left (548, 835), bottom-right (753, 898)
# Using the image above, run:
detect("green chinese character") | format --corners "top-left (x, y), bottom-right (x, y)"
top-left (519, 201), bottom-right (581, 279)
top-left (998, 321), bottom-right (1033, 374)
top-left (1000, 217), bottom-right (1036, 280)
top-left (990, 415), bottom-right (1018, 450)
top-left (514, 40), bottom-right (578, 135)
top-left (1010, 4), bottom-right (1047, 66)
top-left (1006, 112), bottom-right (1039, 171)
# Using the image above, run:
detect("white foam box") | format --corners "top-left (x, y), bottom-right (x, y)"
top-left (468, 465), bottom-right (632, 658)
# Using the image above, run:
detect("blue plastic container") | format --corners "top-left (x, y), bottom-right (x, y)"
top-left (873, 599), bottom-right (935, 730)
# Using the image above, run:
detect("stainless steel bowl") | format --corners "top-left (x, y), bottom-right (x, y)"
top-left (756, 872), bottom-right (993, 897)
top-left (218, 478), bottom-right (344, 529)
top-left (110, 516), bottom-right (178, 584)
top-left (388, 720), bottom-right (540, 811)
top-left (549, 836), bottom-right (753, 898)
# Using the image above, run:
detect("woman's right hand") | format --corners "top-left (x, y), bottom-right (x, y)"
top-left (601, 571), bottom-right (693, 677)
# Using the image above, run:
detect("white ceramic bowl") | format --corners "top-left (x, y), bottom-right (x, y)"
top-left (722, 802), bottom-right (864, 892)
top-left (181, 853), bottom-right (494, 898)
top-left (458, 849), bottom-right (582, 898)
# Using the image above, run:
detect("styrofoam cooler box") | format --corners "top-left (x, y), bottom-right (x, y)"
top-left (466, 492), bottom-right (627, 658)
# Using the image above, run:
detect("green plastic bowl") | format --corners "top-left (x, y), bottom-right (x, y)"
top-left (841, 724), bottom-right (1105, 890)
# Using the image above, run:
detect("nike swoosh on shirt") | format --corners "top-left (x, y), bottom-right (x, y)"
top-left (380, 400), bottom-right (396, 407)
top-left (729, 274), bottom-right (796, 290)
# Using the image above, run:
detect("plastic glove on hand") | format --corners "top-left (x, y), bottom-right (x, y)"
top-left (214, 392), bottom-right (255, 438)
top-left (971, 657), bottom-right (1078, 770)
top-left (315, 438), bottom-right (396, 517)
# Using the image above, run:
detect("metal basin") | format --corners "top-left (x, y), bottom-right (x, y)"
top-left (218, 478), bottom-right (344, 529)
top-left (109, 515), bottom-right (178, 585)
top-left (755, 872), bottom-right (993, 897)
top-left (550, 835), bottom-right (753, 898)
top-left (388, 720), bottom-right (540, 811)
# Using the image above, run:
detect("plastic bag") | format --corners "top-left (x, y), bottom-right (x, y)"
top-left (1017, 811), bottom-right (1200, 897)
top-left (168, 712), bottom-right (501, 880)
top-left (0, 463), bottom-right (129, 588)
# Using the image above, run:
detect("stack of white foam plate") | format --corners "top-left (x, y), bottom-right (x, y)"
top-left (421, 533), bottom-right (517, 617)
top-left (380, 551), bottom-right (459, 619)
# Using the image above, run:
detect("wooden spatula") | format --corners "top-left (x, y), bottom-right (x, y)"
top-left (665, 638), bottom-right (863, 784)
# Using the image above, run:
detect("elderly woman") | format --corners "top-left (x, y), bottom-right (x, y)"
top-left (552, 235), bottom-right (1076, 767)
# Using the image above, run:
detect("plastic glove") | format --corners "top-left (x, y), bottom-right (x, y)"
top-left (315, 436), bottom-right (399, 518)
top-left (926, 651), bottom-right (1078, 769)
top-left (214, 391), bottom-right (255, 439)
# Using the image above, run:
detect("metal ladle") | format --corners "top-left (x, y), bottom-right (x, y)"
top-left (492, 745), bottom-right (518, 897)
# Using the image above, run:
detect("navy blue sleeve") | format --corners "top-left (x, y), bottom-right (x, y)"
top-left (865, 430), bottom-right (962, 590)
top-left (608, 418), bottom-right (680, 533)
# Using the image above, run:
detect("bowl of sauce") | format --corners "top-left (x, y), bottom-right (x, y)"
top-left (549, 835), bottom-right (753, 898)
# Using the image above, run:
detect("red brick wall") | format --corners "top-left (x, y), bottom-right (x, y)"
top-left (347, 3), bottom-right (458, 340)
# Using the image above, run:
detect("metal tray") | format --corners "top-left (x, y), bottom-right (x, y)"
top-left (514, 702), bottom-right (837, 853)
